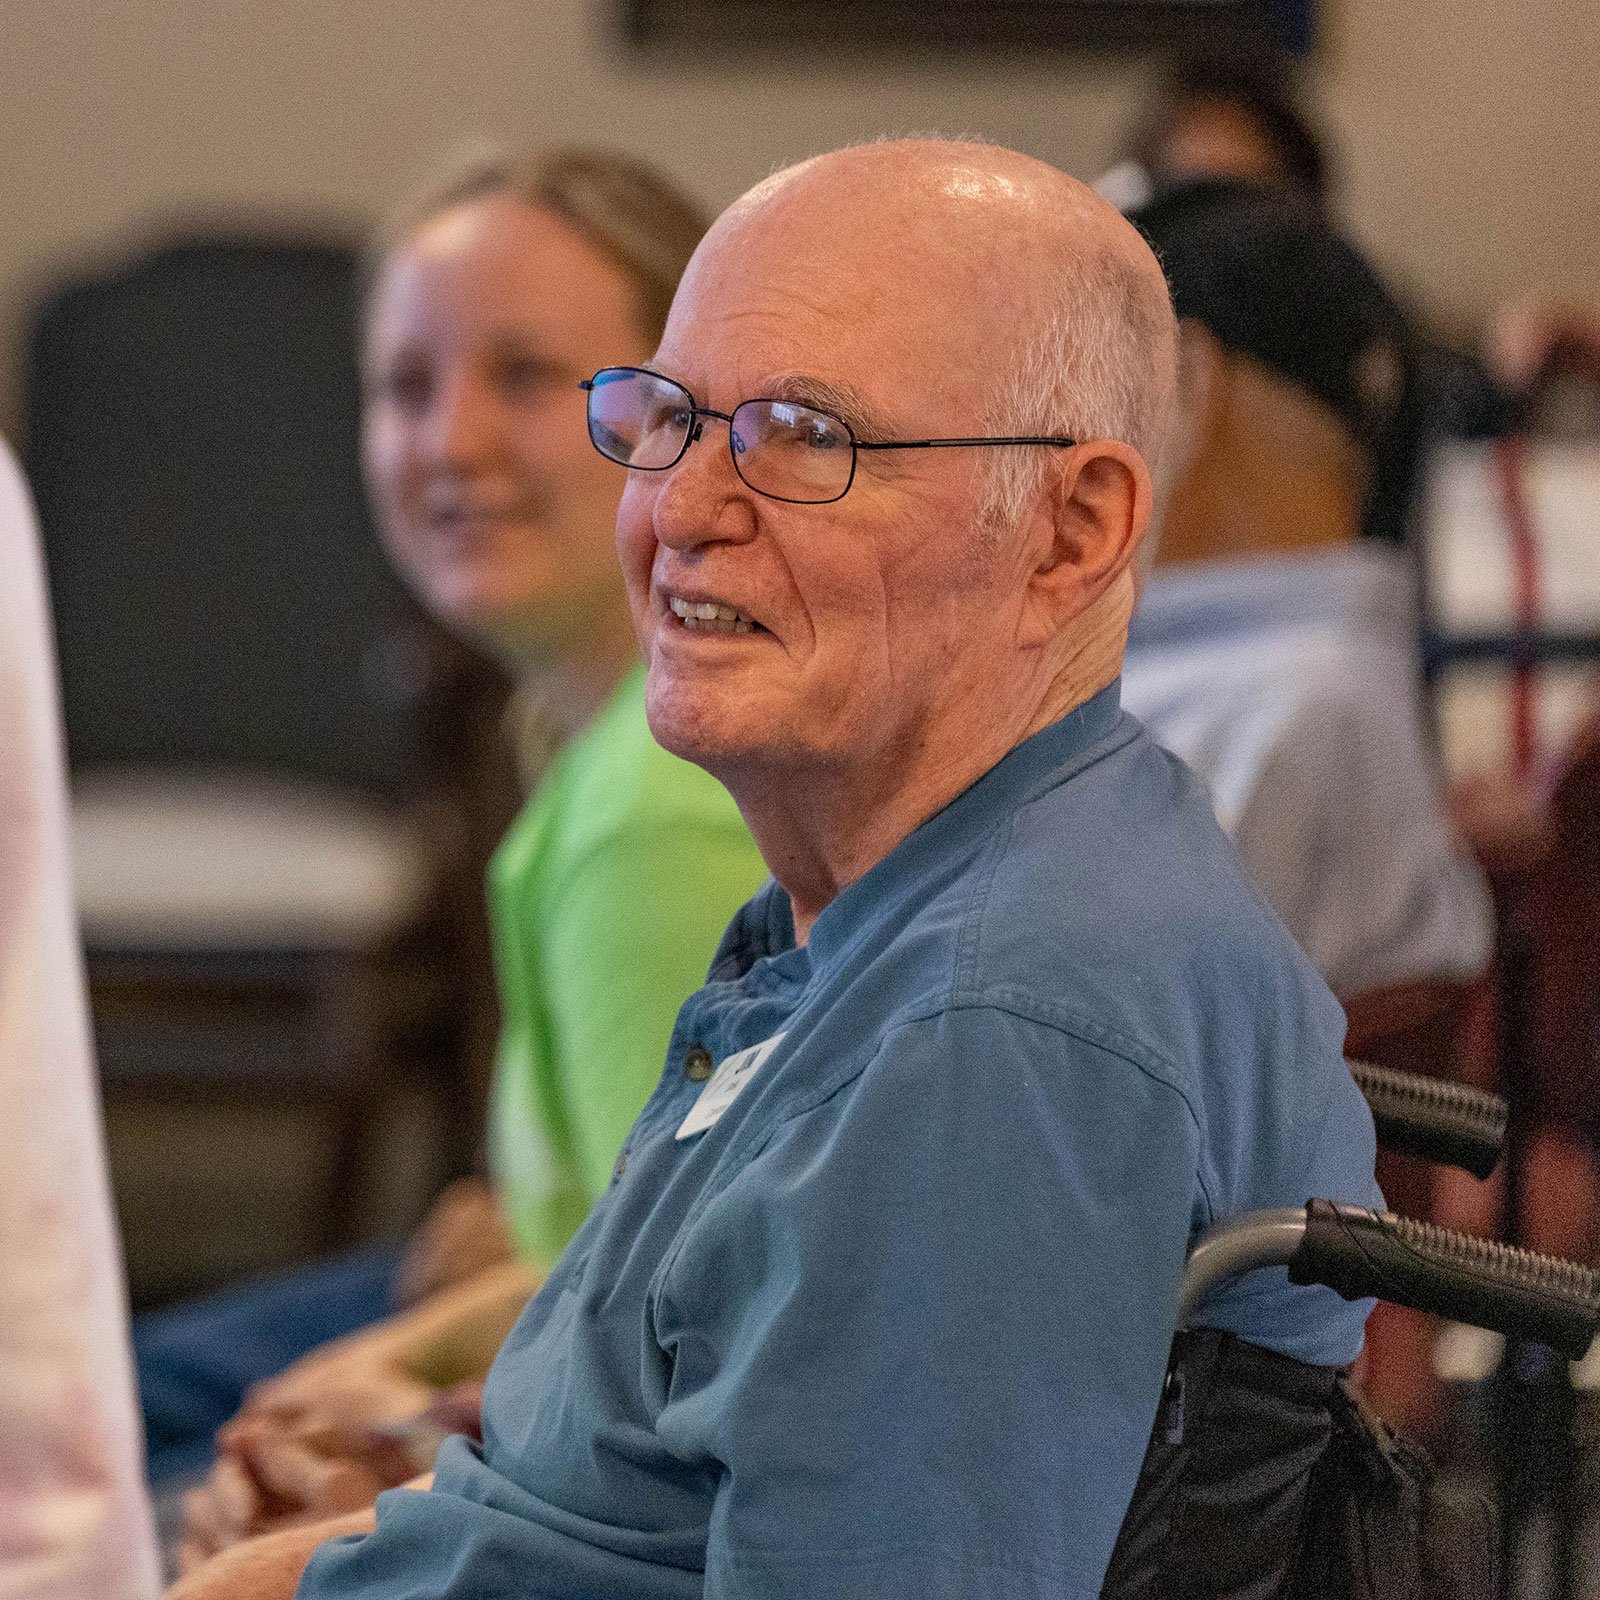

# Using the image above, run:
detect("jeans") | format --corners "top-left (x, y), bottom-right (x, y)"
top-left (134, 1244), bottom-right (402, 1485)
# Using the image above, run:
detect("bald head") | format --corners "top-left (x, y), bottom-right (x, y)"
top-left (692, 140), bottom-right (1177, 508)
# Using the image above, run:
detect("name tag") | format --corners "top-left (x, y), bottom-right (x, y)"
top-left (676, 1032), bottom-right (788, 1140)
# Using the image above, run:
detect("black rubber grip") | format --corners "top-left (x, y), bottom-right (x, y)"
top-left (1348, 1059), bottom-right (1507, 1179)
top-left (1288, 1200), bottom-right (1600, 1359)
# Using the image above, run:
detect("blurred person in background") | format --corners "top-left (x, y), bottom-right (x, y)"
top-left (1122, 177), bottom-right (1491, 1023)
top-left (1120, 177), bottom-right (1493, 1437)
top-left (1433, 308), bottom-right (1600, 1271)
top-left (0, 436), bottom-right (161, 1599)
top-left (1096, 48), bottom-right (1330, 217)
top-left (144, 148), bottom-right (766, 1567)
top-left (1100, 50), bottom-right (1491, 533)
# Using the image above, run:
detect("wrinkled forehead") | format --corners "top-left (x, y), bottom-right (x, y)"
top-left (655, 189), bottom-right (1022, 420)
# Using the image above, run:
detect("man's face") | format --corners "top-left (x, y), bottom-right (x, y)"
top-left (615, 206), bottom-right (1029, 787)
top-left (363, 194), bottom-right (647, 661)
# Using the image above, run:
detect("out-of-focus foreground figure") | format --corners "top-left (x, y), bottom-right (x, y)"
top-left (0, 437), bottom-right (161, 1599)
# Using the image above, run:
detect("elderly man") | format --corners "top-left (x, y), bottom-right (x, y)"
top-left (174, 139), bottom-right (1378, 1600)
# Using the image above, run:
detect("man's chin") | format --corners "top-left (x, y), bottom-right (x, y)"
top-left (642, 680), bottom-right (771, 781)
top-left (644, 704), bottom-right (742, 774)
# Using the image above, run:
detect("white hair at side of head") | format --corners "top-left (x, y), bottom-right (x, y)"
top-left (980, 244), bottom-right (1177, 536)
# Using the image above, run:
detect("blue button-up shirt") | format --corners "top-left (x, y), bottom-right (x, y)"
top-left (299, 683), bottom-right (1379, 1600)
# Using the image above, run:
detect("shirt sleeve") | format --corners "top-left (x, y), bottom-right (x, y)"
top-left (538, 817), bottom-right (768, 1202)
top-left (650, 1005), bottom-right (1203, 1600)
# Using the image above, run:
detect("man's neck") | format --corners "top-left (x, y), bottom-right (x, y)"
top-left (735, 604), bottom-right (1128, 945)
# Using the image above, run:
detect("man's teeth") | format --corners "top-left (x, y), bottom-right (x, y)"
top-left (668, 595), bottom-right (757, 634)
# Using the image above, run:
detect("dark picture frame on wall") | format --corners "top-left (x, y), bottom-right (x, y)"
top-left (622, 0), bottom-right (1315, 55)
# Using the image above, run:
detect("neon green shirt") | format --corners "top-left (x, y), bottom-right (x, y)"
top-left (486, 663), bottom-right (767, 1269)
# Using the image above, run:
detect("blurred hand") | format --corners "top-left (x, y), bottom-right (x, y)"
top-left (166, 1504), bottom-right (382, 1600)
top-left (177, 1417), bottom-right (399, 1574)
top-left (177, 1381), bottom-right (482, 1571)
top-left (391, 1177), bottom-right (516, 1308)
top-left (235, 1338), bottom-right (436, 1434)
top-left (1485, 301), bottom-right (1600, 396)
top-left (177, 1345), bottom-right (432, 1569)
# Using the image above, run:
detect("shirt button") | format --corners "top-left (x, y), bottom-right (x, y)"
top-left (685, 1046), bottom-right (714, 1082)
top-left (612, 1150), bottom-right (627, 1182)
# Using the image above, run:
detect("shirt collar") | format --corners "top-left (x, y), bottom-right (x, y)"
top-left (711, 681), bottom-right (1125, 981)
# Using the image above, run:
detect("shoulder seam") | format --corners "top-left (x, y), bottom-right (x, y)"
top-left (934, 993), bottom-right (1217, 1222)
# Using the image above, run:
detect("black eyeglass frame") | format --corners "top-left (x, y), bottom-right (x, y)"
top-left (580, 366), bottom-right (1079, 505)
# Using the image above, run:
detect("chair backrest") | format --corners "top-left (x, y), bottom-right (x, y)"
top-left (1519, 707), bottom-right (1600, 1133)
top-left (22, 233), bottom-right (426, 803)
top-left (0, 438), bottom-right (160, 1599)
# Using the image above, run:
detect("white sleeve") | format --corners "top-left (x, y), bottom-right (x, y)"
top-left (1229, 641), bottom-right (1492, 1000)
top-left (0, 439), bottom-right (161, 1600)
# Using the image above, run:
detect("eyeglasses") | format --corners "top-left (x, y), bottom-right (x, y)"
top-left (580, 365), bottom-right (1077, 505)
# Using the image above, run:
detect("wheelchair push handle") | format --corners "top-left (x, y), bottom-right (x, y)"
top-left (1348, 1059), bottom-right (1506, 1179)
top-left (1289, 1200), bottom-right (1600, 1360)
top-left (1179, 1203), bottom-right (1600, 1361)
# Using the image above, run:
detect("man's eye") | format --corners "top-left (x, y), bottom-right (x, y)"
top-left (785, 419), bottom-right (843, 451)
top-left (638, 406), bottom-right (686, 435)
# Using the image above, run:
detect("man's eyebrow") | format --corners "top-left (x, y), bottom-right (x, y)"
top-left (759, 374), bottom-right (884, 436)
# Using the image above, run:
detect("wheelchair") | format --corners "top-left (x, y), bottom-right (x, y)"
top-left (1100, 1062), bottom-right (1600, 1600)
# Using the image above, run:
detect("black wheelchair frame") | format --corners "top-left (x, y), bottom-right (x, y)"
top-left (1106, 1060), bottom-right (1600, 1600)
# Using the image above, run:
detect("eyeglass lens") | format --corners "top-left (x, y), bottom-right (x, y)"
top-left (585, 367), bottom-right (856, 503)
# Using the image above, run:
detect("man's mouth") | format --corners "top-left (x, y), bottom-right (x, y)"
top-left (667, 594), bottom-right (762, 635)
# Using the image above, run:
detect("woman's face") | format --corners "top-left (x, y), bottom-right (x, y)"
top-left (362, 193), bottom-right (650, 662)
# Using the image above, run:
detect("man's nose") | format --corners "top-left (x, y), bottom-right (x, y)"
top-left (650, 414), bottom-right (757, 550)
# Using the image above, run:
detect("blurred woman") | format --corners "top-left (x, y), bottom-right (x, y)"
top-left (165, 150), bottom-right (766, 1567)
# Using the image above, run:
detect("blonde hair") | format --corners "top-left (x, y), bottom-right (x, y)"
top-left (369, 146), bottom-right (707, 344)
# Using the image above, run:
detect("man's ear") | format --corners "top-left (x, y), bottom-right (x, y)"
top-left (1017, 439), bottom-right (1152, 648)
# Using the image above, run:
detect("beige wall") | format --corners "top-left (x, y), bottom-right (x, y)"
top-left (1, 0), bottom-right (1596, 428)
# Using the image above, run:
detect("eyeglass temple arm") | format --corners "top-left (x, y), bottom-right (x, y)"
top-left (856, 436), bottom-right (1077, 451)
